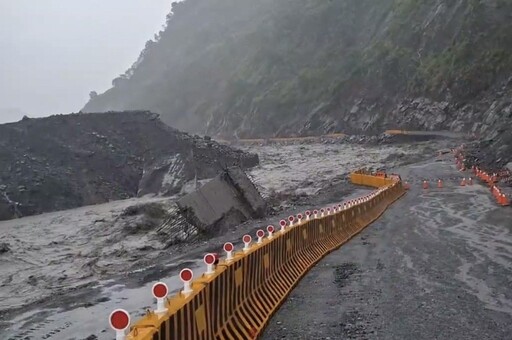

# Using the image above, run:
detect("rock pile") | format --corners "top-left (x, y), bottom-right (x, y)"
top-left (0, 111), bottom-right (259, 221)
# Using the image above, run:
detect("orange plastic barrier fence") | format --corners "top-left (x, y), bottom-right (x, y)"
top-left (118, 172), bottom-right (405, 340)
top-left (454, 146), bottom-right (511, 207)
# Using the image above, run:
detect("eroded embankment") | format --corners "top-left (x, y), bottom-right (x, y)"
top-left (0, 111), bottom-right (258, 221)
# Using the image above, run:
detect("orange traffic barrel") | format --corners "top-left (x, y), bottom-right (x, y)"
top-left (499, 193), bottom-right (510, 206)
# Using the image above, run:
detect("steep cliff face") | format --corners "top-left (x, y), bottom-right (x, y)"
top-left (0, 111), bottom-right (258, 221)
top-left (82, 0), bottom-right (512, 141)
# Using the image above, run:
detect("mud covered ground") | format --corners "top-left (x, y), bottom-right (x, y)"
top-left (262, 154), bottom-right (512, 340)
top-left (0, 139), bottom-right (453, 339)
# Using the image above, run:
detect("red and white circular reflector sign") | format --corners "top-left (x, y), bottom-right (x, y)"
top-left (224, 242), bottom-right (234, 252)
top-left (267, 225), bottom-right (275, 233)
top-left (243, 234), bottom-right (252, 243)
top-left (256, 229), bottom-right (265, 238)
top-left (313, 210), bottom-right (318, 214)
top-left (204, 253), bottom-right (216, 265)
top-left (297, 213), bottom-right (303, 220)
top-left (109, 309), bottom-right (130, 331)
top-left (280, 220), bottom-right (286, 227)
top-left (180, 268), bottom-right (193, 282)
top-left (152, 282), bottom-right (168, 299)
top-left (288, 215), bottom-right (294, 222)
top-left (305, 211), bottom-right (311, 216)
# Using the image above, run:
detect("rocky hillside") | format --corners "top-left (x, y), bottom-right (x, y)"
top-left (83, 0), bottom-right (512, 139)
top-left (0, 111), bottom-right (258, 221)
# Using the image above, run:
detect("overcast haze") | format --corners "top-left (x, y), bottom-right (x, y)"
top-left (0, 0), bottom-right (172, 124)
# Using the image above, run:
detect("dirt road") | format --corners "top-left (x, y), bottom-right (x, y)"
top-left (262, 156), bottom-right (512, 339)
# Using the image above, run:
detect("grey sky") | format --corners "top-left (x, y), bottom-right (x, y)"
top-left (0, 0), bottom-right (172, 124)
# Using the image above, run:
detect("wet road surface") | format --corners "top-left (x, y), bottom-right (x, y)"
top-left (262, 155), bottom-right (512, 339)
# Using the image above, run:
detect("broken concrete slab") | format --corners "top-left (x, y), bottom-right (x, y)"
top-left (177, 167), bottom-right (266, 234)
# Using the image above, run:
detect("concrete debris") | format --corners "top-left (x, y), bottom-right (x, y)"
top-left (177, 167), bottom-right (266, 234)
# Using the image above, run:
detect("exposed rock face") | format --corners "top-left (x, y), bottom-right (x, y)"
top-left (0, 111), bottom-right (259, 221)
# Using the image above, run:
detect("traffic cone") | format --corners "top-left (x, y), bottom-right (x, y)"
top-left (460, 178), bottom-right (466, 186)
top-left (437, 179), bottom-right (443, 188)
top-left (423, 180), bottom-right (429, 189)
top-left (499, 193), bottom-right (510, 206)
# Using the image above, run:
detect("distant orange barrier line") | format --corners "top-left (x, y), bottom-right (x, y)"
top-left (384, 129), bottom-right (408, 135)
top-left (215, 133), bottom-right (347, 144)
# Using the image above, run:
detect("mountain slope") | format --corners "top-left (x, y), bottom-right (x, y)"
top-left (83, 0), bottom-right (512, 140)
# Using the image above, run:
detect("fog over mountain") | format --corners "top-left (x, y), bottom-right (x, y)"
top-left (0, 0), bottom-right (171, 123)
top-left (83, 0), bottom-right (512, 141)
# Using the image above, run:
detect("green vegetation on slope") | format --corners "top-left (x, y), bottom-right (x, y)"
top-left (83, 0), bottom-right (512, 137)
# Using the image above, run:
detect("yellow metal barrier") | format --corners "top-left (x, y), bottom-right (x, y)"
top-left (384, 129), bottom-right (407, 135)
top-left (214, 133), bottom-right (346, 145)
top-left (122, 171), bottom-right (405, 340)
top-left (350, 172), bottom-right (396, 188)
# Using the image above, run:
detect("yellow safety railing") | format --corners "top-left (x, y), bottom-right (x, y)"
top-left (350, 170), bottom-right (397, 188)
top-left (384, 129), bottom-right (407, 135)
top-left (117, 171), bottom-right (406, 340)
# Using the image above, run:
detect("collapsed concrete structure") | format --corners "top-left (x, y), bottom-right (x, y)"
top-left (177, 167), bottom-right (266, 234)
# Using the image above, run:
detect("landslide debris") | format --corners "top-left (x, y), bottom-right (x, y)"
top-left (0, 111), bottom-right (258, 221)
